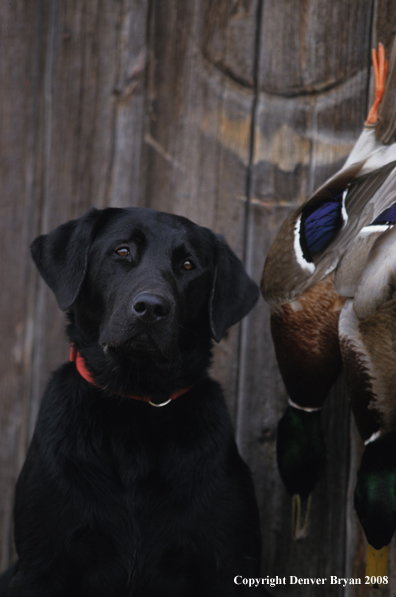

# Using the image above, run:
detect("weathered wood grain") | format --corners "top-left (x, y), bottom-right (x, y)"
top-left (258, 0), bottom-right (373, 97)
top-left (0, 0), bottom-right (48, 568)
top-left (143, 0), bottom-right (259, 416)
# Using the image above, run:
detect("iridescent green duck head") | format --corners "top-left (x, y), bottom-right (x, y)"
top-left (355, 433), bottom-right (396, 550)
top-left (277, 406), bottom-right (326, 538)
top-left (354, 433), bottom-right (396, 578)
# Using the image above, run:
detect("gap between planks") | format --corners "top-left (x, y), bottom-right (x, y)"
top-left (236, 195), bottom-right (299, 208)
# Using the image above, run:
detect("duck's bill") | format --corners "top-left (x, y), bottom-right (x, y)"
top-left (365, 544), bottom-right (389, 584)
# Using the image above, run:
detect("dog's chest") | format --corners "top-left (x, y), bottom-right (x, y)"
top-left (69, 427), bottom-right (215, 594)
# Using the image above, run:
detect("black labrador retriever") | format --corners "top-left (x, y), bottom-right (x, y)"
top-left (3, 207), bottom-right (268, 596)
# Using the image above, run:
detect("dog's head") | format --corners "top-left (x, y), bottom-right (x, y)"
top-left (31, 208), bottom-right (259, 370)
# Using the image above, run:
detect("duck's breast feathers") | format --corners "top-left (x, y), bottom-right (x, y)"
top-left (270, 276), bottom-right (344, 409)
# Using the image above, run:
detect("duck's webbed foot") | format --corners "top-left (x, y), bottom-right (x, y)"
top-left (366, 43), bottom-right (389, 126)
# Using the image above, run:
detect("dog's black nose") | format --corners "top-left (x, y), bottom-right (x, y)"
top-left (132, 292), bottom-right (171, 323)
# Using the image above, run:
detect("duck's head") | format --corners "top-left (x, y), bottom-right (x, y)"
top-left (277, 405), bottom-right (326, 499)
top-left (355, 432), bottom-right (396, 578)
top-left (277, 405), bottom-right (326, 538)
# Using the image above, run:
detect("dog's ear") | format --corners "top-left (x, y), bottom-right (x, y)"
top-left (30, 208), bottom-right (100, 311)
top-left (209, 236), bottom-right (259, 342)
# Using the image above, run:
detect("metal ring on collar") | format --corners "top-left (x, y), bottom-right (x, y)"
top-left (148, 399), bottom-right (172, 408)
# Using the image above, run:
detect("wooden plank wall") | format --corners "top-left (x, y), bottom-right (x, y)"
top-left (1, 0), bottom-right (396, 593)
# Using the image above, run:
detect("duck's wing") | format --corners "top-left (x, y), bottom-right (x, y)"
top-left (352, 224), bottom-right (396, 320)
top-left (335, 201), bottom-right (396, 297)
top-left (262, 160), bottom-right (396, 306)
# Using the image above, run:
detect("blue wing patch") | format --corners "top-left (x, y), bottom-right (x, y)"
top-left (371, 203), bottom-right (396, 225)
top-left (299, 190), bottom-right (346, 262)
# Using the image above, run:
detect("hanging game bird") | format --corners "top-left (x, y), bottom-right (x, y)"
top-left (272, 276), bottom-right (344, 538)
top-left (262, 38), bottom-right (396, 576)
top-left (338, 222), bottom-right (396, 578)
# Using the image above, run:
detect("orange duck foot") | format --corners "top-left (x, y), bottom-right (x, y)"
top-left (366, 43), bottom-right (389, 126)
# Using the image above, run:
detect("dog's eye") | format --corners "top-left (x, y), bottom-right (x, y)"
top-left (115, 247), bottom-right (130, 257)
top-left (182, 259), bottom-right (194, 271)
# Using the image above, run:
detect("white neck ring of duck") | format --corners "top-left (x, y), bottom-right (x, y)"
top-left (288, 398), bottom-right (322, 413)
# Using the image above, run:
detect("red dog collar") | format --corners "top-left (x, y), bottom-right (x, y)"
top-left (70, 345), bottom-right (191, 407)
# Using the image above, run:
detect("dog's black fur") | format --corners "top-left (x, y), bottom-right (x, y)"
top-left (3, 207), bottom-right (268, 596)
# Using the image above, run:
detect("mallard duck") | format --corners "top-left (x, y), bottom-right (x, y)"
top-left (337, 220), bottom-right (396, 579)
top-left (272, 275), bottom-right (344, 538)
top-left (262, 40), bottom-right (396, 544)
